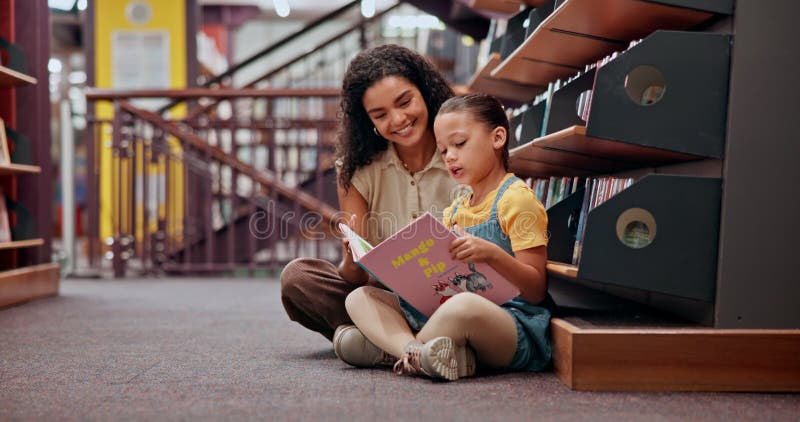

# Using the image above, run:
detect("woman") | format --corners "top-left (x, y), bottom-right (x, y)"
top-left (280, 44), bottom-right (458, 350)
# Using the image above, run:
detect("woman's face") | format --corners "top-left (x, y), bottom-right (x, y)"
top-left (362, 76), bottom-right (432, 149)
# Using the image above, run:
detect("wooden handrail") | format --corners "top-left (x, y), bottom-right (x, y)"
top-left (119, 102), bottom-right (340, 224)
top-left (86, 87), bottom-right (340, 101)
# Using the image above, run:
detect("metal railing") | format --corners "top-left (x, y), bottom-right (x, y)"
top-left (78, 1), bottom-right (426, 277)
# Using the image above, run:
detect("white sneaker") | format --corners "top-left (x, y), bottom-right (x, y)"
top-left (393, 337), bottom-right (476, 381)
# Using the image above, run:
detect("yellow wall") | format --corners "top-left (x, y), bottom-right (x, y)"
top-left (94, 0), bottom-right (186, 241)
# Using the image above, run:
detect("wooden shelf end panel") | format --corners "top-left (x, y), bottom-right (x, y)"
top-left (552, 318), bottom-right (800, 392)
top-left (0, 263), bottom-right (60, 309)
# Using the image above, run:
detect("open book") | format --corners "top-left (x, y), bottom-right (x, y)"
top-left (339, 212), bottom-right (520, 317)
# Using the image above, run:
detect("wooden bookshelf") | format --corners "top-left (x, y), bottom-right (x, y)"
top-left (492, 0), bottom-right (718, 84)
top-left (0, 163), bottom-right (41, 176)
top-left (0, 0), bottom-right (58, 310)
top-left (467, 53), bottom-right (545, 102)
top-left (0, 64), bottom-right (37, 88)
top-left (0, 239), bottom-right (44, 250)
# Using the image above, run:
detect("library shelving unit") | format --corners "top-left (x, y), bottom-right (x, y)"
top-left (466, 0), bottom-right (549, 17)
top-left (465, 0), bottom-right (800, 391)
top-left (0, 0), bottom-right (59, 308)
top-left (466, 52), bottom-right (545, 102)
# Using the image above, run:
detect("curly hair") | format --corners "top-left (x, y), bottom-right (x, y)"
top-left (336, 44), bottom-right (454, 191)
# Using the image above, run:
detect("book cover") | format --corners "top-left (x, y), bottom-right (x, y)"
top-left (340, 212), bottom-right (520, 317)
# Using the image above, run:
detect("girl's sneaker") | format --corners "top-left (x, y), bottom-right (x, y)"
top-left (333, 325), bottom-right (396, 367)
top-left (393, 337), bottom-right (476, 381)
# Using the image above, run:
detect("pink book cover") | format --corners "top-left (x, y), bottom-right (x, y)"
top-left (340, 212), bottom-right (520, 317)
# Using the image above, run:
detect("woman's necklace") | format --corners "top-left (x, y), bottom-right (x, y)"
top-left (399, 158), bottom-right (416, 175)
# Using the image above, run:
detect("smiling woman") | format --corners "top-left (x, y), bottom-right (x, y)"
top-left (280, 44), bottom-right (457, 342)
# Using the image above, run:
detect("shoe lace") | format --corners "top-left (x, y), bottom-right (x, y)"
top-left (393, 347), bottom-right (422, 375)
top-left (378, 350), bottom-right (397, 366)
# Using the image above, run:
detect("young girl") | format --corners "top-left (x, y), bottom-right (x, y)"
top-left (339, 93), bottom-right (554, 380)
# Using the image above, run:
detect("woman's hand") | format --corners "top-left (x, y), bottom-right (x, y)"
top-left (337, 214), bottom-right (369, 284)
top-left (448, 225), bottom-right (502, 264)
top-left (338, 238), bottom-right (362, 276)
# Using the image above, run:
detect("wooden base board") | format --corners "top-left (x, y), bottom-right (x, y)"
top-left (0, 263), bottom-right (60, 308)
top-left (551, 317), bottom-right (800, 392)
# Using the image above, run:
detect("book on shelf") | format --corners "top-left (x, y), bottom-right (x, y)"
top-left (571, 176), bottom-right (634, 265)
top-left (0, 188), bottom-right (11, 243)
top-left (339, 212), bottom-right (520, 318)
top-left (527, 176), bottom-right (583, 209)
top-left (0, 118), bottom-right (10, 164)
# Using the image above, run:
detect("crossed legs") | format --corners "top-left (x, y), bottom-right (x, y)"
top-left (345, 286), bottom-right (519, 369)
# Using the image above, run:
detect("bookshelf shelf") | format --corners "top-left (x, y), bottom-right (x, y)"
top-left (467, 53), bottom-right (545, 102)
top-left (547, 260), bottom-right (578, 280)
top-left (0, 64), bottom-right (37, 88)
top-left (467, 0), bottom-right (550, 15)
top-left (491, 0), bottom-right (721, 85)
top-left (0, 163), bottom-right (42, 176)
top-left (467, 0), bottom-right (521, 15)
top-left (0, 239), bottom-right (44, 250)
top-left (531, 125), bottom-right (699, 166)
top-left (510, 136), bottom-right (638, 176)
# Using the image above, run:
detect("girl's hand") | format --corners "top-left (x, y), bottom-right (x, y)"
top-left (449, 225), bottom-right (502, 264)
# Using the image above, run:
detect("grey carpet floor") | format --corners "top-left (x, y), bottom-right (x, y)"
top-left (0, 278), bottom-right (798, 421)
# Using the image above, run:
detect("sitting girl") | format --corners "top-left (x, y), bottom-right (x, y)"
top-left (338, 93), bottom-right (554, 381)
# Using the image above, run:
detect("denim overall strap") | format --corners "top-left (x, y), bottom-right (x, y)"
top-left (449, 176), bottom-right (521, 256)
top-left (489, 176), bottom-right (520, 220)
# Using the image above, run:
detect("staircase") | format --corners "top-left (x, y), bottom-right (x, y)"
top-left (83, 1), bottom-right (400, 277)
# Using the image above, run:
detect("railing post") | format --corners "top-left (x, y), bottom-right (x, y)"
top-left (111, 101), bottom-right (124, 277)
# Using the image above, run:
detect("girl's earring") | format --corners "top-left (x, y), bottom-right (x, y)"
top-left (373, 127), bottom-right (380, 137)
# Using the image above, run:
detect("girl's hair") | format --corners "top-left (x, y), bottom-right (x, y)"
top-left (336, 44), bottom-right (454, 190)
top-left (438, 93), bottom-right (510, 170)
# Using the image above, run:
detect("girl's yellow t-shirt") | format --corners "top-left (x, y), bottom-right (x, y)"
top-left (443, 173), bottom-right (548, 252)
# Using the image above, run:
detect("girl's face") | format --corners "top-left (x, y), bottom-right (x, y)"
top-left (362, 76), bottom-right (432, 149)
top-left (434, 110), bottom-right (506, 187)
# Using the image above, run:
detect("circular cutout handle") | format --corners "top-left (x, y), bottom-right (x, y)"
top-left (624, 65), bottom-right (666, 106)
top-left (616, 207), bottom-right (656, 249)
